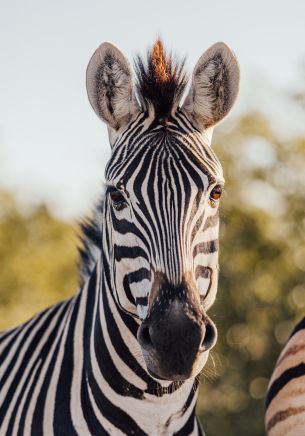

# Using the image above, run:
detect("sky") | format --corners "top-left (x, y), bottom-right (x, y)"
top-left (0, 0), bottom-right (305, 219)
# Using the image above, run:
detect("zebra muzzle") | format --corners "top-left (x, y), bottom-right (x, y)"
top-left (137, 297), bottom-right (217, 381)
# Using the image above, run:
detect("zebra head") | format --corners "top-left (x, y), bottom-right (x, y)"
top-left (86, 40), bottom-right (239, 381)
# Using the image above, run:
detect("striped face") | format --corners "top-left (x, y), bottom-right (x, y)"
top-left (86, 39), bottom-right (240, 380)
top-left (105, 114), bottom-right (223, 320)
top-left (102, 113), bottom-right (222, 379)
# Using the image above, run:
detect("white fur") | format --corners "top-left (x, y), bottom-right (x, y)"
top-left (86, 42), bottom-right (139, 134)
top-left (183, 42), bottom-right (240, 130)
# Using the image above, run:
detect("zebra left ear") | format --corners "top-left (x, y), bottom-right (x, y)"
top-left (182, 42), bottom-right (240, 130)
top-left (86, 42), bottom-right (139, 131)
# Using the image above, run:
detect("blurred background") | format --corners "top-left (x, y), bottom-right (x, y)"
top-left (1, 1), bottom-right (305, 434)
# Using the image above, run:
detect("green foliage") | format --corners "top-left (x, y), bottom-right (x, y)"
top-left (0, 111), bottom-right (305, 434)
top-left (0, 193), bottom-right (79, 330)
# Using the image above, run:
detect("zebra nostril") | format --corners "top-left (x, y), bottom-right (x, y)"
top-left (201, 321), bottom-right (217, 351)
top-left (137, 323), bottom-right (154, 351)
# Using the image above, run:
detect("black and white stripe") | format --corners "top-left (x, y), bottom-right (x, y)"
top-left (266, 317), bottom-right (305, 435)
top-left (0, 39), bottom-right (240, 434)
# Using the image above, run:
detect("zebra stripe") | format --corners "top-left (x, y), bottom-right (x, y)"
top-left (266, 317), bottom-right (305, 435)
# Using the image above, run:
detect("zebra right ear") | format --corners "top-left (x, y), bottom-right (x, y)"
top-left (182, 42), bottom-right (240, 131)
top-left (86, 42), bottom-right (139, 131)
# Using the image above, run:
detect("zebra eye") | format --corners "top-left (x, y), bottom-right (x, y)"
top-left (210, 185), bottom-right (223, 201)
top-left (109, 190), bottom-right (127, 211)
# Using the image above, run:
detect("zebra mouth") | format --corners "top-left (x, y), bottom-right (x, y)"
top-left (141, 347), bottom-right (210, 382)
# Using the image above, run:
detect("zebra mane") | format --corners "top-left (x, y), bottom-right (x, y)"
top-left (78, 199), bottom-right (103, 284)
top-left (134, 39), bottom-right (188, 119)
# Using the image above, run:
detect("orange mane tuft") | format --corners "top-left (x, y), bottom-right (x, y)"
top-left (150, 39), bottom-right (171, 83)
top-left (135, 39), bottom-right (187, 118)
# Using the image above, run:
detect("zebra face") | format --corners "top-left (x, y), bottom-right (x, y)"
top-left (86, 39), bottom-right (240, 380)
top-left (104, 130), bottom-right (223, 380)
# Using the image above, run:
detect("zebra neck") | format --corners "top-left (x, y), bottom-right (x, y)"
top-left (77, 254), bottom-right (200, 434)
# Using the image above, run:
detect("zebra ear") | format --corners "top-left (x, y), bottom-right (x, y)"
top-left (86, 42), bottom-right (139, 131)
top-left (182, 42), bottom-right (240, 130)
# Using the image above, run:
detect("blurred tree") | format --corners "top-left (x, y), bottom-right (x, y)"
top-left (0, 193), bottom-right (78, 330)
top-left (0, 111), bottom-right (305, 435)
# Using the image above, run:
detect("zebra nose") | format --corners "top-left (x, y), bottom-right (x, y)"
top-left (137, 300), bottom-right (217, 380)
top-left (200, 317), bottom-right (217, 351)
top-left (137, 306), bottom-right (217, 354)
top-left (138, 301), bottom-right (203, 356)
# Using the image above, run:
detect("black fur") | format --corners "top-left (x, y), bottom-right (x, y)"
top-left (134, 40), bottom-right (188, 119)
top-left (78, 200), bottom-right (103, 283)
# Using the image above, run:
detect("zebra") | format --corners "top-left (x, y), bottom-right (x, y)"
top-left (0, 39), bottom-right (240, 435)
top-left (266, 317), bottom-right (305, 435)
